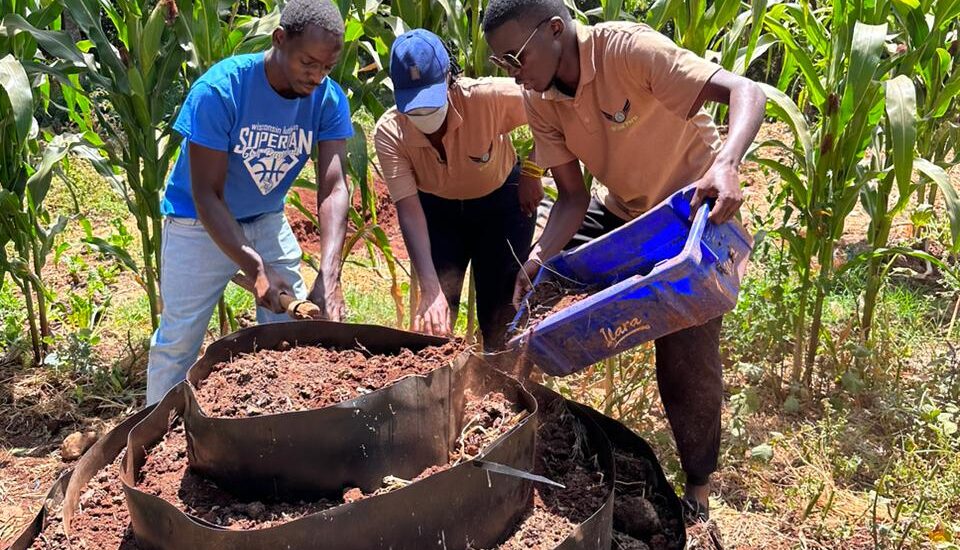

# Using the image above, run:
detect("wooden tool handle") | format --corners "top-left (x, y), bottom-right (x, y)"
top-left (230, 273), bottom-right (322, 320)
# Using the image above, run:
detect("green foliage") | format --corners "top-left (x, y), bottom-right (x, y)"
top-left (0, 279), bottom-right (25, 352)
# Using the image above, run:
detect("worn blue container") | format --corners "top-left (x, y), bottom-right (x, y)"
top-left (508, 186), bottom-right (753, 376)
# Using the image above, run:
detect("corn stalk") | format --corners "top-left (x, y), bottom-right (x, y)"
top-left (858, 76), bottom-right (918, 342)
top-left (754, 2), bottom-right (890, 387)
top-left (176, 0), bottom-right (279, 77)
top-left (0, 54), bottom-right (108, 364)
top-left (8, 0), bottom-right (191, 330)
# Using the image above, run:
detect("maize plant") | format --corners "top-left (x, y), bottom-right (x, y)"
top-left (0, 54), bottom-right (109, 364)
top-left (8, 0), bottom-right (190, 331)
top-left (857, 76), bottom-right (960, 342)
top-left (755, 1), bottom-right (892, 386)
top-left (646, 0), bottom-right (746, 58)
top-left (434, 0), bottom-right (488, 77)
top-left (177, 0), bottom-right (279, 77)
top-left (888, 0), bottom-right (960, 208)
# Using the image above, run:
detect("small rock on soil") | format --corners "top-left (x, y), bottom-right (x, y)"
top-left (60, 430), bottom-right (99, 461)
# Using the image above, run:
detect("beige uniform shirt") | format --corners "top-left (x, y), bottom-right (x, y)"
top-left (374, 77), bottom-right (527, 202)
top-left (524, 22), bottom-right (723, 219)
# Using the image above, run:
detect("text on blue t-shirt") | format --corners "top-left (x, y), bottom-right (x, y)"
top-left (162, 52), bottom-right (353, 220)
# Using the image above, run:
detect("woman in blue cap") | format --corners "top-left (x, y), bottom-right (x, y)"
top-left (374, 29), bottom-right (543, 350)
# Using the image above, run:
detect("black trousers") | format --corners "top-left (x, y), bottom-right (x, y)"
top-left (419, 165), bottom-right (535, 351)
top-left (566, 198), bottom-right (724, 485)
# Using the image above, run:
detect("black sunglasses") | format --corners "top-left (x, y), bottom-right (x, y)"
top-left (489, 17), bottom-right (553, 71)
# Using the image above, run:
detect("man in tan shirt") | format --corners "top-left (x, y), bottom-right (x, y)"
top-left (484, 0), bottom-right (767, 522)
top-left (375, 29), bottom-right (543, 350)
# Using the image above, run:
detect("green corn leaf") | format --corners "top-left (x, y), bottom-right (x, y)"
top-left (742, 0), bottom-right (769, 72)
top-left (840, 246), bottom-right (960, 287)
top-left (883, 75), bottom-right (918, 206)
top-left (0, 54), bottom-right (34, 147)
top-left (733, 34), bottom-right (775, 75)
top-left (39, 215), bottom-right (70, 268)
top-left (756, 157), bottom-right (809, 208)
top-left (758, 83), bottom-right (814, 175)
top-left (2, 14), bottom-right (88, 67)
top-left (845, 22), bottom-right (887, 117)
top-left (934, 0), bottom-right (960, 24)
top-left (929, 71), bottom-right (960, 118)
top-left (26, 133), bottom-right (85, 207)
top-left (646, 0), bottom-right (683, 30)
top-left (83, 234), bottom-right (141, 273)
top-left (61, 0), bottom-right (129, 86)
top-left (139, 0), bottom-right (166, 80)
top-left (602, 0), bottom-right (626, 21)
top-left (287, 190), bottom-right (321, 231)
top-left (915, 158), bottom-right (960, 252)
top-left (764, 17), bottom-right (827, 106)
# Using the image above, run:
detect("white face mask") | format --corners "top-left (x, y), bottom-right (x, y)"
top-left (406, 102), bottom-right (448, 135)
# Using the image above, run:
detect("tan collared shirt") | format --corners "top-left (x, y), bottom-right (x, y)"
top-left (524, 22), bottom-right (723, 219)
top-left (374, 77), bottom-right (527, 202)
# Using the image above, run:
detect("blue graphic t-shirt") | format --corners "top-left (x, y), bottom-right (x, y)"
top-left (162, 52), bottom-right (353, 220)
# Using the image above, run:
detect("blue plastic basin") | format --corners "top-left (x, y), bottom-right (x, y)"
top-left (508, 186), bottom-right (753, 376)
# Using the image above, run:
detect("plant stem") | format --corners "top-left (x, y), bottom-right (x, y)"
top-left (18, 274), bottom-right (41, 366)
top-left (804, 242), bottom-right (834, 386)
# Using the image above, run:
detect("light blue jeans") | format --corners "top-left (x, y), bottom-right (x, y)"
top-left (146, 211), bottom-right (306, 404)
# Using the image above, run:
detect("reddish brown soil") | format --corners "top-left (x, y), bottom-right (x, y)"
top-left (139, 390), bottom-right (521, 528)
top-left (27, 454), bottom-right (140, 550)
top-left (137, 423), bottom-right (338, 530)
top-left (454, 390), bottom-right (522, 460)
top-left (345, 389), bottom-right (522, 502)
top-left (194, 341), bottom-right (465, 417)
top-left (493, 399), bottom-right (609, 549)
top-left (286, 175), bottom-right (408, 260)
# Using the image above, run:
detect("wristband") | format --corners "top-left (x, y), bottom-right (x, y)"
top-left (521, 159), bottom-right (545, 178)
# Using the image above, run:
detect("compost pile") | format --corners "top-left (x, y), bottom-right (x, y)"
top-left (20, 331), bottom-right (683, 550)
top-left (194, 340), bottom-right (465, 416)
top-left (493, 399), bottom-right (608, 549)
top-left (611, 450), bottom-right (684, 550)
top-left (517, 279), bottom-right (590, 330)
top-left (27, 453), bottom-right (139, 550)
top-left (138, 387), bottom-right (518, 530)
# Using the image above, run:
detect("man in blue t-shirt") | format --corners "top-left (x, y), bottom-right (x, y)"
top-left (147, 0), bottom-right (354, 404)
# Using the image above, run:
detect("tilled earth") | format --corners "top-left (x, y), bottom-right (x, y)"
top-left (194, 340), bottom-right (466, 417)
top-left (26, 453), bottom-right (140, 550)
top-left (492, 399), bottom-right (609, 549)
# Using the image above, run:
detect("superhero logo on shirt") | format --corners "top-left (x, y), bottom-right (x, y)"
top-left (234, 124), bottom-right (314, 195)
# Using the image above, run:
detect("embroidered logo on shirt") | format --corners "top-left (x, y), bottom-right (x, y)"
top-left (233, 124), bottom-right (314, 195)
top-left (601, 99), bottom-right (632, 124)
top-left (468, 142), bottom-right (494, 164)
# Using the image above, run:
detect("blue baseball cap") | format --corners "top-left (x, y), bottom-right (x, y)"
top-left (389, 29), bottom-right (450, 113)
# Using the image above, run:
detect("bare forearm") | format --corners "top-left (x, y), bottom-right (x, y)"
top-left (395, 198), bottom-right (441, 293)
top-left (532, 194), bottom-right (589, 261)
top-left (314, 141), bottom-right (350, 285)
top-left (715, 81), bottom-right (766, 168)
top-left (317, 180), bottom-right (348, 282)
top-left (531, 160), bottom-right (590, 261)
